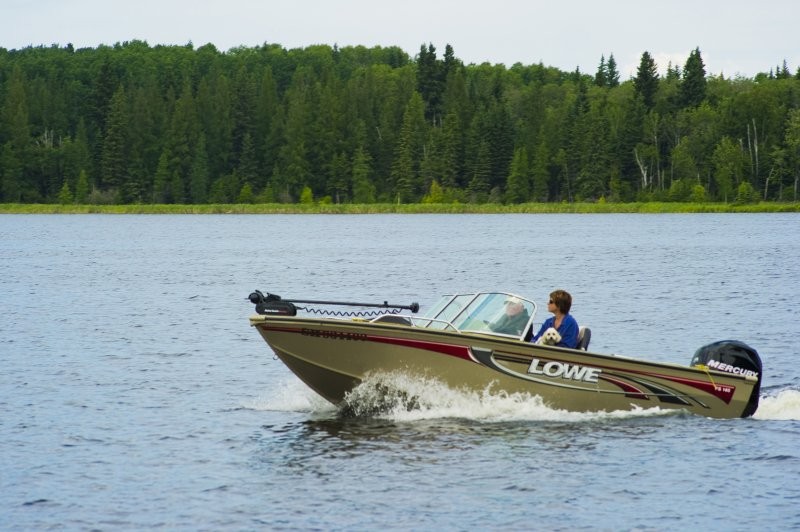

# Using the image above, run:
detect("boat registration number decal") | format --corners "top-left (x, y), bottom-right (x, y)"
top-left (301, 328), bottom-right (367, 341)
top-left (528, 358), bottom-right (602, 383)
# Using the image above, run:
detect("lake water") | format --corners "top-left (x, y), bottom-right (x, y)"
top-left (2, 213), bottom-right (799, 530)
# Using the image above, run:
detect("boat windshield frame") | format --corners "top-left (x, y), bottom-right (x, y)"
top-left (411, 292), bottom-right (538, 340)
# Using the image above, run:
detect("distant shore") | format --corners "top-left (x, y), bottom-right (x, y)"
top-left (1, 202), bottom-right (798, 214)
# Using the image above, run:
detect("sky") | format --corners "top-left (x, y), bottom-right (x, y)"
top-left (2, 0), bottom-right (798, 79)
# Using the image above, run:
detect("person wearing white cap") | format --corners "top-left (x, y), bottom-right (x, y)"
top-left (489, 296), bottom-right (530, 336)
top-left (531, 289), bottom-right (579, 348)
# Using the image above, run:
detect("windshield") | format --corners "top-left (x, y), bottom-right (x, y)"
top-left (419, 292), bottom-right (537, 340)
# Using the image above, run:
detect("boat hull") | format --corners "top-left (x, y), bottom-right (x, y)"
top-left (250, 315), bottom-right (759, 419)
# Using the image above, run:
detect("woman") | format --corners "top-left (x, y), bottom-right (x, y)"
top-left (531, 289), bottom-right (579, 348)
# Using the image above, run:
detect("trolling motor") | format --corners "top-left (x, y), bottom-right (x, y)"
top-left (248, 290), bottom-right (298, 316)
top-left (248, 290), bottom-right (420, 317)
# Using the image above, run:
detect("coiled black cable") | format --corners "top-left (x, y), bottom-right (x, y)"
top-left (297, 306), bottom-right (405, 318)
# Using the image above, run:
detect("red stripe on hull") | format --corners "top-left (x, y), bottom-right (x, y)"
top-left (366, 334), bottom-right (473, 360)
top-left (258, 324), bottom-right (473, 361)
top-left (599, 375), bottom-right (649, 399)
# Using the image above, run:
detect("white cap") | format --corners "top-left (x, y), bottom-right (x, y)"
top-left (505, 296), bottom-right (522, 304)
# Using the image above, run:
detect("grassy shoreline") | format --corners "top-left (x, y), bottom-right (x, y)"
top-left (1, 202), bottom-right (798, 214)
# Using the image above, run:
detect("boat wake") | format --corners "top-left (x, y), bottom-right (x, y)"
top-left (752, 389), bottom-right (800, 420)
top-left (246, 372), bottom-right (673, 422)
top-left (338, 372), bottom-right (677, 422)
top-left (242, 373), bottom-right (800, 423)
top-left (245, 376), bottom-right (800, 422)
top-left (243, 379), bottom-right (337, 414)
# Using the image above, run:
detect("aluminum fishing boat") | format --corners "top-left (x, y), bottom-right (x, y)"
top-left (248, 290), bottom-right (762, 418)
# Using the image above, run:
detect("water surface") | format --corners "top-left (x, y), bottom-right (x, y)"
top-left (2, 214), bottom-right (799, 530)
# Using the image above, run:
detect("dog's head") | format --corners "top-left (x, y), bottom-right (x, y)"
top-left (538, 327), bottom-right (562, 345)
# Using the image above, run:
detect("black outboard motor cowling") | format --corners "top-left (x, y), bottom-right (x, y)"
top-left (691, 340), bottom-right (763, 417)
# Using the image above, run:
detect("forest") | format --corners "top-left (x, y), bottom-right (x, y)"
top-left (1, 41), bottom-right (799, 205)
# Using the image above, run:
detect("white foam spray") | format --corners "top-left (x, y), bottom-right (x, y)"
top-left (242, 378), bottom-right (336, 414)
top-left (753, 389), bottom-right (800, 420)
top-left (290, 371), bottom-right (670, 423)
top-left (244, 374), bottom-right (800, 423)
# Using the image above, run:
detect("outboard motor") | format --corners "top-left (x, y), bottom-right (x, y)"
top-left (691, 340), bottom-right (763, 417)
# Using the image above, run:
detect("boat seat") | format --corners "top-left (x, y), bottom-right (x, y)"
top-left (576, 327), bottom-right (591, 350)
top-left (373, 315), bottom-right (412, 326)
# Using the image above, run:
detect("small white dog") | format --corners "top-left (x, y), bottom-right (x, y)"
top-left (536, 327), bottom-right (562, 346)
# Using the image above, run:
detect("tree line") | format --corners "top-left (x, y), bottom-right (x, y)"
top-left (1, 41), bottom-right (799, 205)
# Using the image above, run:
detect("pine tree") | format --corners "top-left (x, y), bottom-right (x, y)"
top-left (606, 54), bottom-right (620, 87)
top-left (633, 51), bottom-right (660, 109)
top-left (443, 44), bottom-right (458, 76)
top-left (594, 55), bottom-right (607, 87)
top-left (439, 111), bottom-right (462, 188)
top-left (563, 79), bottom-right (590, 200)
top-left (152, 150), bottom-right (171, 203)
top-left (467, 140), bottom-right (491, 202)
top-left (417, 44), bottom-right (444, 123)
top-left (390, 92), bottom-right (426, 201)
top-left (63, 120), bottom-right (93, 193)
top-left (592, 54), bottom-right (619, 88)
top-left (256, 66), bottom-right (280, 179)
top-left (57, 180), bottom-right (73, 204)
top-left (735, 181), bottom-right (757, 203)
top-left (553, 148), bottom-right (571, 202)
top-left (665, 62), bottom-right (681, 81)
top-left (237, 132), bottom-right (258, 185)
top-left (422, 180), bottom-right (446, 203)
top-left (197, 69), bottom-right (234, 181)
top-left (505, 147), bottom-right (530, 203)
top-left (575, 106), bottom-right (611, 200)
top-left (169, 170), bottom-right (185, 204)
top-left (232, 66), bottom-right (258, 163)
top-left (89, 59), bottom-right (118, 140)
top-left (776, 60), bottom-right (791, 79)
top-left (483, 102), bottom-right (515, 192)
top-left (75, 169), bottom-right (90, 203)
top-left (530, 138), bottom-right (550, 202)
top-left (327, 152), bottom-right (349, 203)
top-left (238, 182), bottom-right (254, 203)
top-left (681, 47), bottom-right (707, 108)
top-left (190, 133), bottom-right (210, 203)
top-left (351, 146), bottom-right (375, 203)
top-left (100, 85), bottom-right (129, 194)
top-left (126, 79), bottom-right (161, 203)
top-left (164, 82), bottom-right (200, 203)
top-left (1, 66), bottom-right (30, 201)
top-left (277, 70), bottom-right (313, 201)
top-left (309, 80), bottom-right (346, 196)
